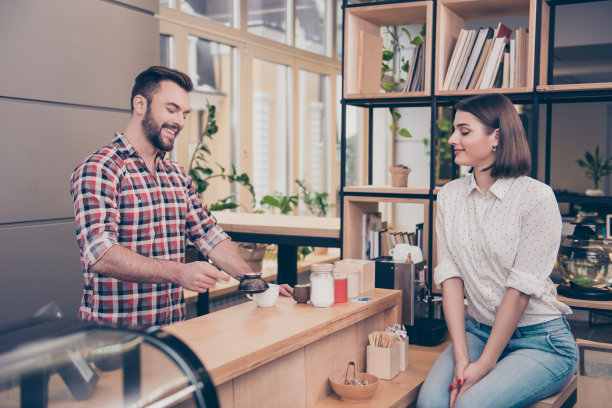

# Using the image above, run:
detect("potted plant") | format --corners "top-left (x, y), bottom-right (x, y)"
top-left (388, 164), bottom-right (412, 187)
top-left (296, 179), bottom-right (333, 255)
top-left (187, 103), bottom-right (267, 270)
top-left (576, 146), bottom-right (612, 196)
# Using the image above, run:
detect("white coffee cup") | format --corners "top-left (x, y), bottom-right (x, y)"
top-left (247, 283), bottom-right (280, 307)
top-left (389, 244), bottom-right (423, 263)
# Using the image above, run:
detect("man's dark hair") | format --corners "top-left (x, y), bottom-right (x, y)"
top-left (455, 93), bottom-right (531, 178)
top-left (130, 66), bottom-right (193, 112)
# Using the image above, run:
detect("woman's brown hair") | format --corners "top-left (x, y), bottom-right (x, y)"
top-left (455, 93), bottom-right (531, 178)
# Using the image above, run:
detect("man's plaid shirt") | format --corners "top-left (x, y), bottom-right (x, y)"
top-left (70, 133), bottom-right (229, 327)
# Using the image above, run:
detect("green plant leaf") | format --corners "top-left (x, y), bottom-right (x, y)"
top-left (381, 65), bottom-right (392, 74)
top-left (392, 111), bottom-right (401, 121)
top-left (389, 124), bottom-right (398, 132)
top-left (401, 60), bottom-right (410, 73)
top-left (382, 82), bottom-right (397, 92)
top-left (209, 202), bottom-right (239, 211)
top-left (382, 50), bottom-right (394, 61)
top-left (410, 37), bottom-right (423, 46)
top-left (399, 128), bottom-right (412, 138)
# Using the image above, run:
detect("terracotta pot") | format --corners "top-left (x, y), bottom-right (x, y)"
top-left (235, 243), bottom-right (267, 272)
top-left (388, 166), bottom-right (412, 187)
top-left (313, 247), bottom-right (328, 255)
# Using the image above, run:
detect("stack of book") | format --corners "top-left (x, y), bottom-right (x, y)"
top-left (441, 23), bottom-right (529, 91)
top-left (401, 42), bottom-right (426, 92)
top-left (362, 212), bottom-right (425, 259)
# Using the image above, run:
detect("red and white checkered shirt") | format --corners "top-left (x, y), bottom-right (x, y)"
top-left (70, 133), bottom-right (229, 328)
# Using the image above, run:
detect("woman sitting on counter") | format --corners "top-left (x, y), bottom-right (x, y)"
top-left (417, 94), bottom-right (577, 408)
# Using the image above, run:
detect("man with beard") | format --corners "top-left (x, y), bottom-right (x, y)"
top-left (70, 66), bottom-right (292, 328)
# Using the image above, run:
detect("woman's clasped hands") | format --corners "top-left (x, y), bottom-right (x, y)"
top-left (449, 358), bottom-right (495, 408)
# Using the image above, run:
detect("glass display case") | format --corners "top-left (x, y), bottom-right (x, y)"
top-left (0, 317), bottom-right (219, 407)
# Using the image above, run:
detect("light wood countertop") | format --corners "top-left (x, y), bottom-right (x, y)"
top-left (164, 288), bottom-right (401, 386)
top-left (212, 212), bottom-right (340, 239)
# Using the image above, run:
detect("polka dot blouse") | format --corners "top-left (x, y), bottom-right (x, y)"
top-left (434, 173), bottom-right (571, 327)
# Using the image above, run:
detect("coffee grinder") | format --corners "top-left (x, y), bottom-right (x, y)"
top-left (373, 257), bottom-right (448, 346)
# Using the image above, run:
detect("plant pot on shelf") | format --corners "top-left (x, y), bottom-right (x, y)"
top-left (389, 166), bottom-right (412, 188)
top-left (235, 242), bottom-right (267, 272)
top-left (585, 189), bottom-right (604, 196)
top-left (313, 247), bottom-right (328, 256)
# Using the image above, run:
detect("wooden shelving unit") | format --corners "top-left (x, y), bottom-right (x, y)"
top-left (344, 1), bottom-right (433, 99)
top-left (339, 0), bottom-right (612, 286)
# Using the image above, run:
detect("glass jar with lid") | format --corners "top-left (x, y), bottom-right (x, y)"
top-left (310, 263), bottom-right (335, 308)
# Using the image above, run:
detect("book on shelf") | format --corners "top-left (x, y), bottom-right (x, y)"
top-left (509, 38), bottom-right (516, 88)
top-left (468, 34), bottom-right (494, 89)
top-left (402, 44), bottom-right (422, 93)
top-left (411, 42), bottom-right (426, 92)
top-left (515, 27), bottom-right (529, 87)
top-left (449, 29), bottom-right (477, 90)
top-left (494, 22), bottom-right (512, 40)
top-left (442, 28), bottom-right (468, 91)
top-left (415, 223), bottom-right (424, 250)
top-left (502, 46), bottom-right (510, 88)
top-left (478, 36), bottom-right (508, 89)
top-left (363, 212), bottom-right (385, 259)
top-left (357, 30), bottom-right (383, 94)
top-left (457, 27), bottom-right (493, 90)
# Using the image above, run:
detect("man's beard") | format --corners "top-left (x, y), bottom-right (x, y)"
top-left (142, 107), bottom-right (178, 152)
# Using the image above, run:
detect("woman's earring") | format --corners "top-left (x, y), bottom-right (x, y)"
top-left (493, 145), bottom-right (497, 152)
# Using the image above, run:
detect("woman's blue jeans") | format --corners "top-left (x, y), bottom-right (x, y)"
top-left (416, 315), bottom-right (578, 408)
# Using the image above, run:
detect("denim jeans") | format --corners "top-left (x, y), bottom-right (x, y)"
top-left (416, 315), bottom-right (578, 408)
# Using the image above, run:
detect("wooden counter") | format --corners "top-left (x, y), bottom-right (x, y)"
top-left (164, 288), bottom-right (401, 408)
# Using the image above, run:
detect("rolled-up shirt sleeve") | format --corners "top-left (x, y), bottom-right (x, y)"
top-left (505, 189), bottom-right (562, 298)
top-left (70, 158), bottom-right (120, 272)
top-left (182, 169), bottom-right (230, 257)
top-left (434, 190), bottom-right (462, 287)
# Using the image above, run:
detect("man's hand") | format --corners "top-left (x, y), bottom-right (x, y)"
top-left (279, 284), bottom-right (293, 297)
top-left (178, 261), bottom-right (230, 292)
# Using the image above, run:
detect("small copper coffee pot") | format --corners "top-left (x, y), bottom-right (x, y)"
top-left (237, 272), bottom-right (269, 294)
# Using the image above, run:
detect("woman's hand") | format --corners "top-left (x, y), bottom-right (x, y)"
top-left (453, 359), bottom-right (495, 402)
top-left (449, 357), bottom-right (470, 408)
top-left (279, 284), bottom-right (293, 297)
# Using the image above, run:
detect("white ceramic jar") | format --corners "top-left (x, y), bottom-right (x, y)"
top-left (310, 263), bottom-right (335, 308)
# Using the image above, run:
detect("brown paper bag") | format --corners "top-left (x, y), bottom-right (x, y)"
top-left (576, 339), bottom-right (612, 408)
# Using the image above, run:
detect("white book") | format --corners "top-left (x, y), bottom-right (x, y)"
top-left (479, 37), bottom-right (507, 89)
top-left (443, 29), bottom-right (468, 90)
top-left (502, 50), bottom-right (509, 88)
top-left (458, 27), bottom-right (492, 90)
top-left (522, 28), bottom-right (529, 87)
top-left (516, 28), bottom-right (523, 87)
top-left (449, 29), bottom-right (476, 90)
top-left (509, 38), bottom-right (516, 88)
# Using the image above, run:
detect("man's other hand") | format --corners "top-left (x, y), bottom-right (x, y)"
top-left (179, 261), bottom-right (230, 292)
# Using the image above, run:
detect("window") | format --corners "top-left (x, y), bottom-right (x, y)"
top-left (252, 58), bottom-right (292, 201)
top-left (186, 36), bottom-right (237, 204)
top-left (298, 69), bottom-right (331, 195)
top-left (160, 34), bottom-right (174, 67)
top-left (248, 0), bottom-right (288, 44)
top-left (181, 0), bottom-right (235, 27)
top-left (157, 1), bottom-right (341, 213)
top-left (295, 0), bottom-right (329, 56)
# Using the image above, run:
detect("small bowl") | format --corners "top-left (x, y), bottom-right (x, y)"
top-left (329, 371), bottom-right (379, 403)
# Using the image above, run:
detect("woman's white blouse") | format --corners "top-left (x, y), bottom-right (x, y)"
top-left (434, 174), bottom-right (571, 327)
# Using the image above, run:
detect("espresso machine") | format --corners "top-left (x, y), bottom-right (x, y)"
top-left (374, 258), bottom-right (448, 346)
